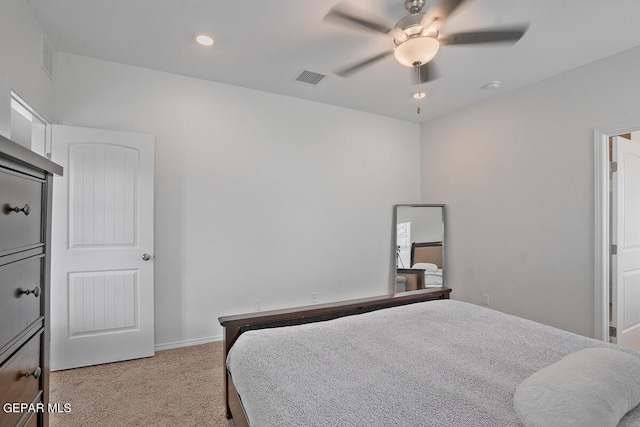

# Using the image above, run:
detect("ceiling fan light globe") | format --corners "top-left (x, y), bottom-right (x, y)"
top-left (394, 36), bottom-right (439, 67)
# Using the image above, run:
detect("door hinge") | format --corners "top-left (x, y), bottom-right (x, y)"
top-left (610, 161), bottom-right (618, 173)
top-left (610, 326), bottom-right (617, 338)
top-left (611, 244), bottom-right (618, 255)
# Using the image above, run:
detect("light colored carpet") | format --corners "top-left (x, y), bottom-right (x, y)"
top-left (49, 341), bottom-right (234, 427)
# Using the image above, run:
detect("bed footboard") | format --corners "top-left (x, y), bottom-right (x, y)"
top-left (218, 287), bottom-right (451, 423)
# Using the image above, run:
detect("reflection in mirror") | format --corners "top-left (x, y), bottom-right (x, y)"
top-left (393, 204), bottom-right (445, 293)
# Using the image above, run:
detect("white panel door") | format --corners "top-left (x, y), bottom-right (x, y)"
top-left (50, 125), bottom-right (155, 370)
top-left (612, 135), bottom-right (640, 349)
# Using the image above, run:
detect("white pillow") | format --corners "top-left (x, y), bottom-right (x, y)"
top-left (411, 262), bottom-right (438, 272)
top-left (514, 347), bottom-right (640, 427)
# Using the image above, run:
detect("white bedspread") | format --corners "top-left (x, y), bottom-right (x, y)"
top-left (226, 300), bottom-right (640, 426)
top-left (424, 269), bottom-right (443, 286)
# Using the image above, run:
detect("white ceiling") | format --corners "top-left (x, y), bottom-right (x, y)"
top-left (26, 0), bottom-right (640, 123)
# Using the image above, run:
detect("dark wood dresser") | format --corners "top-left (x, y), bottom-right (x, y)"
top-left (0, 135), bottom-right (62, 427)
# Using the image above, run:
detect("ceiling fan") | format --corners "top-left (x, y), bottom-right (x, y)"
top-left (324, 0), bottom-right (529, 84)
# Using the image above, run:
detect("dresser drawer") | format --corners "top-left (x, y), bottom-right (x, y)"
top-left (0, 258), bottom-right (43, 352)
top-left (0, 332), bottom-right (43, 427)
top-left (9, 395), bottom-right (41, 427)
top-left (0, 169), bottom-right (43, 253)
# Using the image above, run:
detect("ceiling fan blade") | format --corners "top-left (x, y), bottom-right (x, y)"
top-left (334, 50), bottom-right (395, 77)
top-left (411, 62), bottom-right (439, 84)
top-left (324, 3), bottom-right (393, 35)
top-left (439, 25), bottom-right (529, 45)
top-left (424, 0), bottom-right (468, 22)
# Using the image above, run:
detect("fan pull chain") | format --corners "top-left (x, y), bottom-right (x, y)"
top-left (415, 64), bottom-right (421, 114)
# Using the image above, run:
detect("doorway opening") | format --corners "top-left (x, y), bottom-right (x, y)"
top-left (595, 122), bottom-right (640, 347)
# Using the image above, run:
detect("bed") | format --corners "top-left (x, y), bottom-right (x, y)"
top-left (219, 289), bottom-right (640, 427)
top-left (397, 241), bottom-right (443, 290)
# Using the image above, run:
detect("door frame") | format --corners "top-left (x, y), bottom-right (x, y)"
top-left (594, 121), bottom-right (640, 342)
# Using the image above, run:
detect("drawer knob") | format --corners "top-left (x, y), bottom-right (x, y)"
top-left (25, 367), bottom-right (41, 379)
top-left (20, 286), bottom-right (41, 298)
top-left (5, 203), bottom-right (31, 215)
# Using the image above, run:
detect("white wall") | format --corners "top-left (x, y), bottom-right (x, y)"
top-left (0, 0), bottom-right (56, 132)
top-left (54, 53), bottom-right (421, 348)
top-left (420, 46), bottom-right (640, 338)
top-left (396, 206), bottom-right (443, 244)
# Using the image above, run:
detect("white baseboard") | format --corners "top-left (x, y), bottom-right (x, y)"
top-left (154, 335), bottom-right (223, 352)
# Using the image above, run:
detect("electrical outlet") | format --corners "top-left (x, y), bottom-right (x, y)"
top-left (482, 294), bottom-right (490, 306)
top-left (311, 292), bottom-right (318, 304)
top-left (254, 298), bottom-right (262, 311)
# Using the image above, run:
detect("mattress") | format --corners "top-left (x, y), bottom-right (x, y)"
top-left (226, 299), bottom-right (640, 426)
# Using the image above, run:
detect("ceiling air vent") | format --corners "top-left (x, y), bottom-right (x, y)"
top-left (294, 70), bottom-right (327, 86)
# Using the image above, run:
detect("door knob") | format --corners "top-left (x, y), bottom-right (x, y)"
top-left (142, 253), bottom-right (152, 261)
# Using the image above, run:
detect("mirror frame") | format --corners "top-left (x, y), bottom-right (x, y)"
top-left (392, 204), bottom-right (446, 292)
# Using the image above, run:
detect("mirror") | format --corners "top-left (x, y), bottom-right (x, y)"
top-left (393, 204), bottom-right (445, 292)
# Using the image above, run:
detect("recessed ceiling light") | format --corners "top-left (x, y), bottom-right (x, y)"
top-left (483, 81), bottom-right (501, 90)
top-left (413, 91), bottom-right (426, 99)
top-left (195, 34), bottom-right (215, 47)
